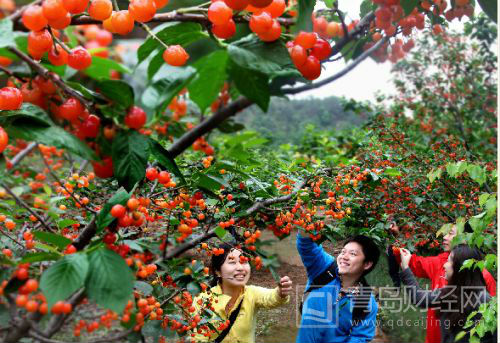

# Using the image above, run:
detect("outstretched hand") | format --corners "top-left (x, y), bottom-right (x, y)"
top-left (278, 276), bottom-right (293, 298)
top-left (399, 248), bottom-right (411, 270)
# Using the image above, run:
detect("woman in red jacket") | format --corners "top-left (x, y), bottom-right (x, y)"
top-left (388, 222), bottom-right (496, 343)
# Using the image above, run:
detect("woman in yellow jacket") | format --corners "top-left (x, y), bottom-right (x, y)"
top-left (193, 243), bottom-right (292, 343)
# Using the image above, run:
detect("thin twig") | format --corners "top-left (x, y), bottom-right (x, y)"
top-left (0, 182), bottom-right (55, 232)
top-left (0, 65), bottom-right (26, 82)
top-left (37, 146), bottom-right (97, 214)
top-left (0, 227), bottom-right (25, 249)
top-left (8, 142), bottom-right (37, 168)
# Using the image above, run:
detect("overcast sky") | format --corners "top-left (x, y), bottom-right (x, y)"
top-left (291, 1), bottom-right (474, 102)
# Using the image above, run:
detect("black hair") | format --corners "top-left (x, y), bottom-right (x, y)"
top-left (463, 222), bottom-right (473, 234)
top-left (343, 235), bottom-right (380, 276)
top-left (209, 242), bottom-right (244, 287)
top-left (438, 244), bottom-right (487, 333)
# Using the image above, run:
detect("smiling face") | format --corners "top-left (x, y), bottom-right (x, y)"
top-left (444, 252), bottom-right (454, 280)
top-left (337, 242), bottom-right (373, 277)
top-left (217, 248), bottom-right (251, 289)
top-left (443, 225), bottom-right (457, 252)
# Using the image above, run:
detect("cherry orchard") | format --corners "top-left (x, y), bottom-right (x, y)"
top-left (0, 1), bottom-right (496, 343)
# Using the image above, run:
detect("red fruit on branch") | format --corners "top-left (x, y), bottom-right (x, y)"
top-left (22, 6), bottom-right (48, 31)
top-left (290, 44), bottom-right (307, 67)
top-left (212, 19), bottom-right (236, 39)
top-left (129, 0), bottom-right (157, 23)
top-left (59, 98), bottom-right (84, 121)
top-left (28, 29), bottom-right (53, 53)
top-left (111, 204), bottom-right (126, 218)
top-left (68, 47), bottom-right (92, 70)
top-left (89, 0), bottom-right (113, 21)
top-left (92, 156), bottom-right (114, 178)
top-left (298, 55), bottom-right (321, 80)
top-left (295, 31), bottom-right (317, 49)
top-left (111, 10), bottom-right (135, 35)
top-left (249, 11), bottom-right (273, 34)
top-left (48, 45), bottom-right (69, 66)
top-left (0, 127), bottom-right (8, 153)
top-left (81, 114), bottom-right (101, 138)
top-left (224, 0), bottom-right (249, 11)
top-left (310, 38), bottom-right (331, 61)
top-left (62, 0), bottom-right (89, 14)
top-left (257, 19), bottom-right (281, 41)
top-left (0, 87), bottom-right (23, 110)
top-left (162, 45), bottom-right (189, 66)
top-left (208, 1), bottom-right (233, 25)
top-left (125, 106), bottom-right (147, 129)
top-left (249, 0), bottom-right (273, 8)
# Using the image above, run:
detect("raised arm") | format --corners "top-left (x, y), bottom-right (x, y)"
top-left (399, 268), bottom-right (442, 308)
top-left (296, 233), bottom-right (335, 281)
top-left (250, 285), bottom-right (289, 309)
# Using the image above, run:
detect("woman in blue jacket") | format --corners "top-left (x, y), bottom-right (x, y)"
top-left (296, 230), bottom-right (380, 343)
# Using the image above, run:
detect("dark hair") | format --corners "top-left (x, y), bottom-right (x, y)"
top-left (463, 222), bottom-right (473, 234)
top-left (209, 242), bottom-right (243, 287)
top-left (343, 235), bottom-right (380, 276)
top-left (438, 244), bottom-right (486, 333)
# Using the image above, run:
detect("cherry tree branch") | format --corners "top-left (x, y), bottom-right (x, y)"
top-left (8, 142), bottom-right (37, 169)
top-left (6, 47), bottom-right (92, 110)
top-left (69, 12), bottom-right (294, 27)
top-left (73, 217), bottom-right (97, 250)
top-left (0, 182), bottom-right (55, 232)
top-left (167, 97), bottom-right (253, 158)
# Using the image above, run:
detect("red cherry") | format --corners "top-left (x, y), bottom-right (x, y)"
top-left (92, 156), bottom-right (114, 178)
top-left (59, 98), bottom-right (84, 121)
top-left (0, 87), bottom-right (23, 110)
top-left (124, 106), bottom-right (147, 129)
top-left (81, 114), bottom-right (101, 138)
top-left (68, 47), bottom-right (92, 70)
top-left (145, 167), bottom-right (158, 181)
top-left (298, 55), bottom-right (321, 80)
top-left (310, 39), bottom-right (331, 61)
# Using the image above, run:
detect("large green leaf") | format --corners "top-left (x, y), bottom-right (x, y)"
top-left (96, 188), bottom-right (130, 232)
top-left (148, 139), bottom-right (185, 184)
top-left (21, 252), bottom-right (61, 263)
top-left (137, 23), bottom-right (207, 63)
top-left (188, 50), bottom-right (228, 114)
top-left (111, 130), bottom-right (150, 191)
top-left (0, 103), bottom-right (52, 126)
top-left (360, 0), bottom-right (376, 18)
top-left (141, 67), bottom-right (196, 111)
top-left (147, 50), bottom-right (165, 80)
top-left (0, 19), bottom-right (14, 48)
top-left (97, 80), bottom-right (135, 108)
top-left (296, 0), bottom-right (317, 32)
top-left (85, 247), bottom-right (134, 313)
top-left (84, 56), bottom-right (131, 80)
top-left (194, 173), bottom-right (228, 192)
top-left (228, 61), bottom-right (270, 112)
top-left (478, 0), bottom-right (497, 22)
top-left (40, 253), bottom-right (89, 308)
top-left (33, 232), bottom-right (72, 250)
top-left (228, 35), bottom-right (295, 77)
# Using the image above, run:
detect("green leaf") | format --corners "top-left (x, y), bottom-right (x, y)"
top-left (478, 0), bottom-right (497, 22)
top-left (427, 168), bottom-right (443, 183)
top-left (85, 247), bottom-right (134, 313)
top-left (401, 0), bottom-right (420, 16)
top-left (446, 162), bottom-right (461, 178)
top-left (467, 164), bottom-right (486, 185)
top-left (479, 193), bottom-right (490, 207)
top-left (188, 50), bottom-right (228, 114)
top-left (229, 61), bottom-right (270, 112)
top-left (96, 188), bottom-right (130, 232)
top-left (84, 56), bottom-right (131, 80)
top-left (459, 258), bottom-right (475, 272)
top-left (142, 67), bottom-right (196, 111)
top-left (40, 253), bottom-right (89, 308)
top-left (147, 50), bottom-right (165, 80)
top-left (134, 281), bottom-right (153, 296)
top-left (215, 226), bottom-right (227, 239)
top-left (217, 119), bottom-right (245, 133)
top-left (58, 219), bottom-right (78, 229)
top-left (437, 223), bottom-right (453, 237)
top-left (0, 103), bottom-right (52, 126)
top-left (33, 232), bottom-right (72, 250)
top-left (269, 266), bottom-right (281, 283)
top-left (21, 252), bottom-right (61, 263)
top-left (112, 131), bottom-right (150, 191)
top-left (137, 23), bottom-right (207, 63)
top-left (0, 19), bottom-right (14, 48)
top-left (455, 331), bottom-right (467, 341)
top-left (383, 168), bottom-right (402, 177)
top-left (194, 173), bottom-right (228, 192)
top-left (148, 139), bottom-right (186, 184)
top-left (97, 80), bottom-right (135, 108)
top-left (66, 81), bottom-right (103, 101)
top-left (296, 0), bottom-right (317, 32)
top-left (228, 35), bottom-right (295, 77)
top-left (360, 0), bottom-right (376, 18)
